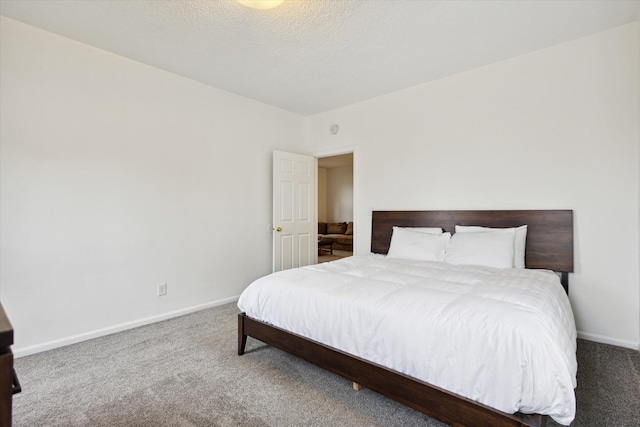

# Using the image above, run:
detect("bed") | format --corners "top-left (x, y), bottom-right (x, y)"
top-left (238, 210), bottom-right (576, 427)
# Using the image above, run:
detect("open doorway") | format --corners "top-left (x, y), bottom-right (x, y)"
top-left (317, 153), bottom-right (354, 264)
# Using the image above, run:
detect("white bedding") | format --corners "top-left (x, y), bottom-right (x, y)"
top-left (237, 255), bottom-right (577, 425)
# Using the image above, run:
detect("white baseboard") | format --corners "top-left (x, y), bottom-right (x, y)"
top-left (577, 330), bottom-right (640, 351)
top-left (15, 303), bottom-right (638, 357)
top-left (14, 296), bottom-right (240, 358)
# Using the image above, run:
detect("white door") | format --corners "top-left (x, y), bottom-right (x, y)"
top-left (273, 151), bottom-right (316, 272)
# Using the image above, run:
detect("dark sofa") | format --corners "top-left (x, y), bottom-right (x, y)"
top-left (318, 221), bottom-right (353, 251)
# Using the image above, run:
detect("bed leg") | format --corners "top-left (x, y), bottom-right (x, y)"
top-left (517, 413), bottom-right (547, 427)
top-left (238, 313), bottom-right (247, 355)
top-left (353, 382), bottom-right (362, 391)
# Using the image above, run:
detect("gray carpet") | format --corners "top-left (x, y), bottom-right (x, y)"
top-left (12, 302), bottom-right (640, 426)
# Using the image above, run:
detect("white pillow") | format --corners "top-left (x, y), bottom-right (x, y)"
top-left (392, 226), bottom-right (443, 235)
top-left (388, 228), bottom-right (451, 261)
top-left (455, 225), bottom-right (527, 268)
top-left (444, 229), bottom-right (515, 269)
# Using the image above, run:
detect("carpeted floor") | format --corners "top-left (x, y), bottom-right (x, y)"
top-left (12, 302), bottom-right (640, 426)
top-left (318, 250), bottom-right (352, 264)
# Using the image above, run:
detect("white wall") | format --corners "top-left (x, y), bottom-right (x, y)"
top-left (326, 166), bottom-right (354, 223)
top-left (306, 23), bottom-right (640, 349)
top-left (637, 14), bottom-right (640, 348)
top-left (2, 17), bottom-right (638, 354)
top-left (0, 17), bottom-right (305, 355)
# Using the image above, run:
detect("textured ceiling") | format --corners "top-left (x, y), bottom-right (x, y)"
top-left (1, 0), bottom-right (639, 116)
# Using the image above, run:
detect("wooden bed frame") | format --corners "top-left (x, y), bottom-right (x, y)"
top-left (238, 210), bottom-right (574, 427)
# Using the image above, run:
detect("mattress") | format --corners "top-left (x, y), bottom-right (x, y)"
top-left (237, 255), bottom-right (577, 425)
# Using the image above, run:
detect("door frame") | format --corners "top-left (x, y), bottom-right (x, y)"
top-left (314, 146), bottom-right (358, 255)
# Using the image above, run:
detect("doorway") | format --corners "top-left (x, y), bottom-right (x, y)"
top-left (317, 153), bottom-right (354, 264)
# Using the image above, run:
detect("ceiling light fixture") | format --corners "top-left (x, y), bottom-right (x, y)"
top-left (235, 0), bottom-right (284, 10)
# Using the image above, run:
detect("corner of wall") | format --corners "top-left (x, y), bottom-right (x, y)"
top-left (637, 19), bottom-right (640, 350)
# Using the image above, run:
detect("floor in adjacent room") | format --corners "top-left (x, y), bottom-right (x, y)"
top-left (318, 249), bottom-right (352, 264)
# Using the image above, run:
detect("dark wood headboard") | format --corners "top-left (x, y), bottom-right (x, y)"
top-left (371, 210), bottom-right (574, 273)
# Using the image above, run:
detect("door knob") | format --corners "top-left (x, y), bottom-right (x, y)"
top-left (275, 227), bottom-right (282, 232)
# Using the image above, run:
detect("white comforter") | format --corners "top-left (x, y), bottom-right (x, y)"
top-left (237, 255), bottom-right (577, 425)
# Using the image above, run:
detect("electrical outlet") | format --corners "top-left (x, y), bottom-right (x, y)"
top-left (158, 283), bottom-right (167, 297)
